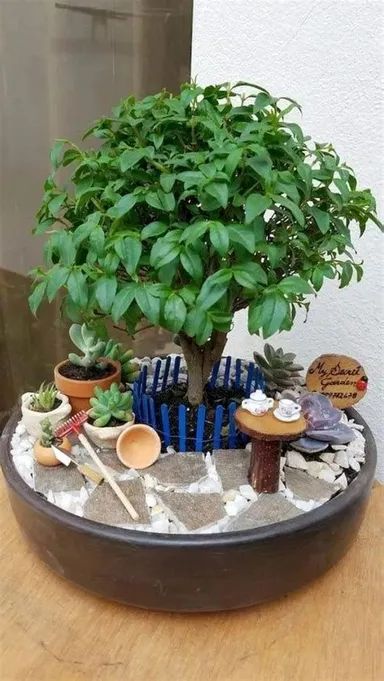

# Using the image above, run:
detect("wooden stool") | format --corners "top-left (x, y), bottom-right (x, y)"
top-left (235, 404), bottom-right (306, 493)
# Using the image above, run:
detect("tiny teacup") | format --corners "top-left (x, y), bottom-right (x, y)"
top-left (242, 389), bottom-right (274, 416)
top-left (277, 398), bottom-right (301, 419)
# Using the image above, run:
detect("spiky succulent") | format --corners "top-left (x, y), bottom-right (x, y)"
top-left (89, 383), bottom-right (133, 427)
top-left (254, 343), bottom-right (304, 395)
top-left (39, 418), bottom-right (55, 447)
top-left (30, 382), bottom-right (58, 412)
top-left (68, 323), bottom-right (106, 368)
top-left (103, 340), bottom-right (140, 384)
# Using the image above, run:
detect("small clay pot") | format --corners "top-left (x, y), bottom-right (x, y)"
top-left (83, 413), bottom-right (135, 449)
top-left (116, 425), bottom-right (161, 469)
top-left (54, 359), bottom-right (121, 415)
top-left (33, 436), bottom-right (71, 467)
top-left (21, 391), bottom-right (72, 438)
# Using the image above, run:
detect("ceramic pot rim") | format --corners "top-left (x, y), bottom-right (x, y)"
top-left (54, 359), bottom-right (121, 397)
top-left (21, 391), bottom-right (69, 414)
top-left (0, 406), bottom-right (376, 548)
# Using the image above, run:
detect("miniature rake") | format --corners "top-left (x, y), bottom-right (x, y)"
top-left (55, 411), bottom-right (138, 521)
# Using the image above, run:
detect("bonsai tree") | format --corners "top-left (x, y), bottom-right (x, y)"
top-left (29, 82), bottom-right (382, 405)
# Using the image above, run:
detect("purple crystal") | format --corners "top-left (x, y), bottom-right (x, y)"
top-left (298, 393), bottom-right (342, 430)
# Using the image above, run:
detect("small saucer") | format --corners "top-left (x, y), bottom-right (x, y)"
top-left (273, 408), bottom-right (301, 423)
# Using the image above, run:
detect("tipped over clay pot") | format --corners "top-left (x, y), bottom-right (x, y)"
top-left (33, 436), bottom-right (71, 467)
top-left (116, 425), bottom-right (161, 469)
top-left (54, 359), bottom-right (121, 414)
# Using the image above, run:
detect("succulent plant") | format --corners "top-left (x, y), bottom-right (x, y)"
top-left (30, 382), bottom-right (58, 412)
top-left (103, 340), bottom-right (140, 384)
top-left (39, 418), bottom-right (55, 447)
top-left (68, 323), bottom-right (106, 368)
top-left (254, 343), bottom-right (304, 395)
top-left (89, 383), bottom-right (134, 427)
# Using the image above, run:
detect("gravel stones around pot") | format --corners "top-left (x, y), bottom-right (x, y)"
top-left (156, 491), bottom-right (226, 532)
top-left (34, 461), bottom-right (85, 494)
top-left (84, 479), bottom-right (149, 526)
top-left (139, 453), bottom-right (208, 487)
top-left (284, 468), bottom-right (337, 502)
top-left (213, 449), bottom-right (250, 490)
top-left (228, 494), bottom-right (302, 532)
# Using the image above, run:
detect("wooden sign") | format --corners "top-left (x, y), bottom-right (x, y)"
top-left (306, 354), bottom-right (368, 409)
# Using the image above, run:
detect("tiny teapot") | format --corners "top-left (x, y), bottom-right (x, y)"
top-left (242, 389), bottom-right (274, 416)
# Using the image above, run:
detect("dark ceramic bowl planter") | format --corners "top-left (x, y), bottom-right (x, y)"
top-left (0, 407), bottom-right (376, 612)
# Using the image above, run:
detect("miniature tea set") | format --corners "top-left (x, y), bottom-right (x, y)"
top-left (242, 390), bottom-right (302, 422)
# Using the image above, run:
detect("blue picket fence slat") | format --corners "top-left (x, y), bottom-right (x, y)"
top-left (134, 355), bottom-right (265, 452)
top-left (178, 404), bottom-right (187, 452)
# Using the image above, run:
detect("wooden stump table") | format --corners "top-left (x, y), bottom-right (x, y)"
top-left (235, 405), bottom-right (307, 493)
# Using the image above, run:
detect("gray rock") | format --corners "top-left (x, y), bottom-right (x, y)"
top-left (34, 462), bottom-right (85, 495)
top-left (157, 491), bottom-right (226, 531)
top-left (140, 453), bottom-right (207, 487)
top-left (306, 424), bottom-right (355, 445)
top-left (84, 478), bottom-right (149, 526)
top-left (291, 437), bottom-right (328, 454)
top-left (213, 449), bottom-right (250, 490)
top-left (228, 494), bottom-right (302, 531)
top-left (285, 468), bottom-right (337, 502)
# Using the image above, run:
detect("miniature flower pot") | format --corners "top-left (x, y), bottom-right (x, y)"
top-left (83, 414), bottom-right (135, 450)
top-left (54, 359), bottom-right (121, 414)
top-left (21, 392), bottom-right (72, 438)
top-left (116, 424), bottom-right (161, 469)
top-left (33, 436), bottom-right (71, 467)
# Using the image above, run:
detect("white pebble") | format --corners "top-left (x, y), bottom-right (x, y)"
top-left (223, 489), bottom-right (237, 503)
top-left (188, 482), bottom-right (200, 494)
top-left (306, 461), bottom-right (325, 478)
top-left (234, 493), bottom-right (248, 511)
top-left (151, 516), bottom-right (169, 533)
top-left (239, 484), bottom-right (257, 501)
top-left (15, 423), bottom-right (26, 435)
top-left (199, 477), bottom-right (221, 493)
top-left (286, 451), bottom-right (308, 470)
top-left (145, 493), bottom-right (157, 507)
top-left (320, 452), bottom-right (335, 465)
top-left (334, 451), bottom-right (349, 468)
top-left (294, 498), bottom-right (315, 512)
top-left (278, 479), bottom-right (286, 492)
top-left (332, 444), bottom-right (347, 451)
top-left (151, 504), bottom-right (164, 516)
top-left (335, 473), bottom-right (348, 490)
top-left (329, 463), bottom-right (342, 473)
top-left (284, 486), bottom-right (294, 500)
top-left (225, 501), bottom-right (239, 516)
top-left (143, 474), bottom-right (156, 489)
top-left (280, 456), bottom-right (286, 471)
top-left (349, 458), bottom-right (361, 472)
top-left (318, 466), bottom-right (336, 483)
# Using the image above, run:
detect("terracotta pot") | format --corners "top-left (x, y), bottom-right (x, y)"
top-left (33, 436), bottom-right (71, 467)
top-left (116, 424), bottom-right (161, 469)
top-left (21, 391), bottom-right (72, 438)
top-left (83, 413), bottom-right (135, 449)
top-left (54, 359), bottom-right (121, 414)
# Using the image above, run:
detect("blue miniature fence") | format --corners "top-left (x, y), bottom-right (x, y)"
top-left (133, 355), bottom-right (265, 453)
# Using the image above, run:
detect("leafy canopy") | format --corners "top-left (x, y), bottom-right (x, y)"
top-left (30, 81), bottom-right (382, 342)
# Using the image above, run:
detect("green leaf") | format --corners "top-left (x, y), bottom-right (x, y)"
top-left (160, 173), bottom-right (176, 193)
top-left (141, 221), bottom-right (169, 240)
top-left (50, 140), bottom-right (65, 170)
top-left (89, 226), bottom-right (105, 256)
top-left (224, 149), bottom-right (242, 177)
top-left (115, 236), bottom-right (142, 275)
top-left (204, 181), bottom-right (228, 208)
top-left (272, 195), bottom-right (305, 227)
top-left (57, 231), bottom-right (76, 266)
top-left (181, 220), bottom-right (210, 245)
top-left (150, 239), bottom-right (180, 269)
top-left (107, 193), bottom-right (137, 219)
top-left (146, 190), bottom-right (175, 212)
top-left (232, 262), bottom-right (268, 288)
top-left (48, 193), bottom-right (66, 216)
top-left (111, 284), bottom-right (137, 322)
top-left (278, 275), bottom-right (314, 295)
top-left (228, 224), bottom-right (256, 253)
top-left (310, 206), bottom-right (331, 234)
top-left (28, 281), bottom-right (47, 316)
top-left (135, 286), bottom-right (161, 324)
top-left (247, 151), bottom-right (272, 180)
top-left (180, 247), bottom-right (203, 281)
top-left (340, 261), bottom-right (354, 288)
top-left (46, 265), bottom-right (69, 302)
top-left (34, 217), bottom-right (55, 235)
top-left (262, 291), bottom-right (290, 337)
top-left (67, 269), bottom-right (88, 308)
top-left (196, 270), bottom-right (232, 310)
top-left (164, 294), bottom-right (187, 333)
top-left (210, 222), bottom-right (229, 256)
top-left (120, 148), bottom-right (145, 172)
top-left (245, 194), bottom-right (272, 223)
top-left (184, 308), bottom-right (213, 345)
top-left (95, 276), bottom-right (117, 313)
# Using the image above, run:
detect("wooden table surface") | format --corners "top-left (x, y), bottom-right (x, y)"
top-left (1, 479), bottom-right (383, 681)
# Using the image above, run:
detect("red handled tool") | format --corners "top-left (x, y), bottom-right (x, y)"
top-left (55, 412), bottom-right (138, 521)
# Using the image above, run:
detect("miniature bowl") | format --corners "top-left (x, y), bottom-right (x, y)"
top-left (21, 391), bottom-right (72, 438)
top-left (83, 414), bottom-right (135, 450)
top-left (116, 424), bottom-right (161, 469)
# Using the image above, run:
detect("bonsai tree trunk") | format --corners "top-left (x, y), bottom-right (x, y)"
top-left (179, 332), bottom-right (228, 406)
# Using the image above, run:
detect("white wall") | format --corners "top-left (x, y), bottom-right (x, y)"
top-left (192, 0), bottom-right (384, 477)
